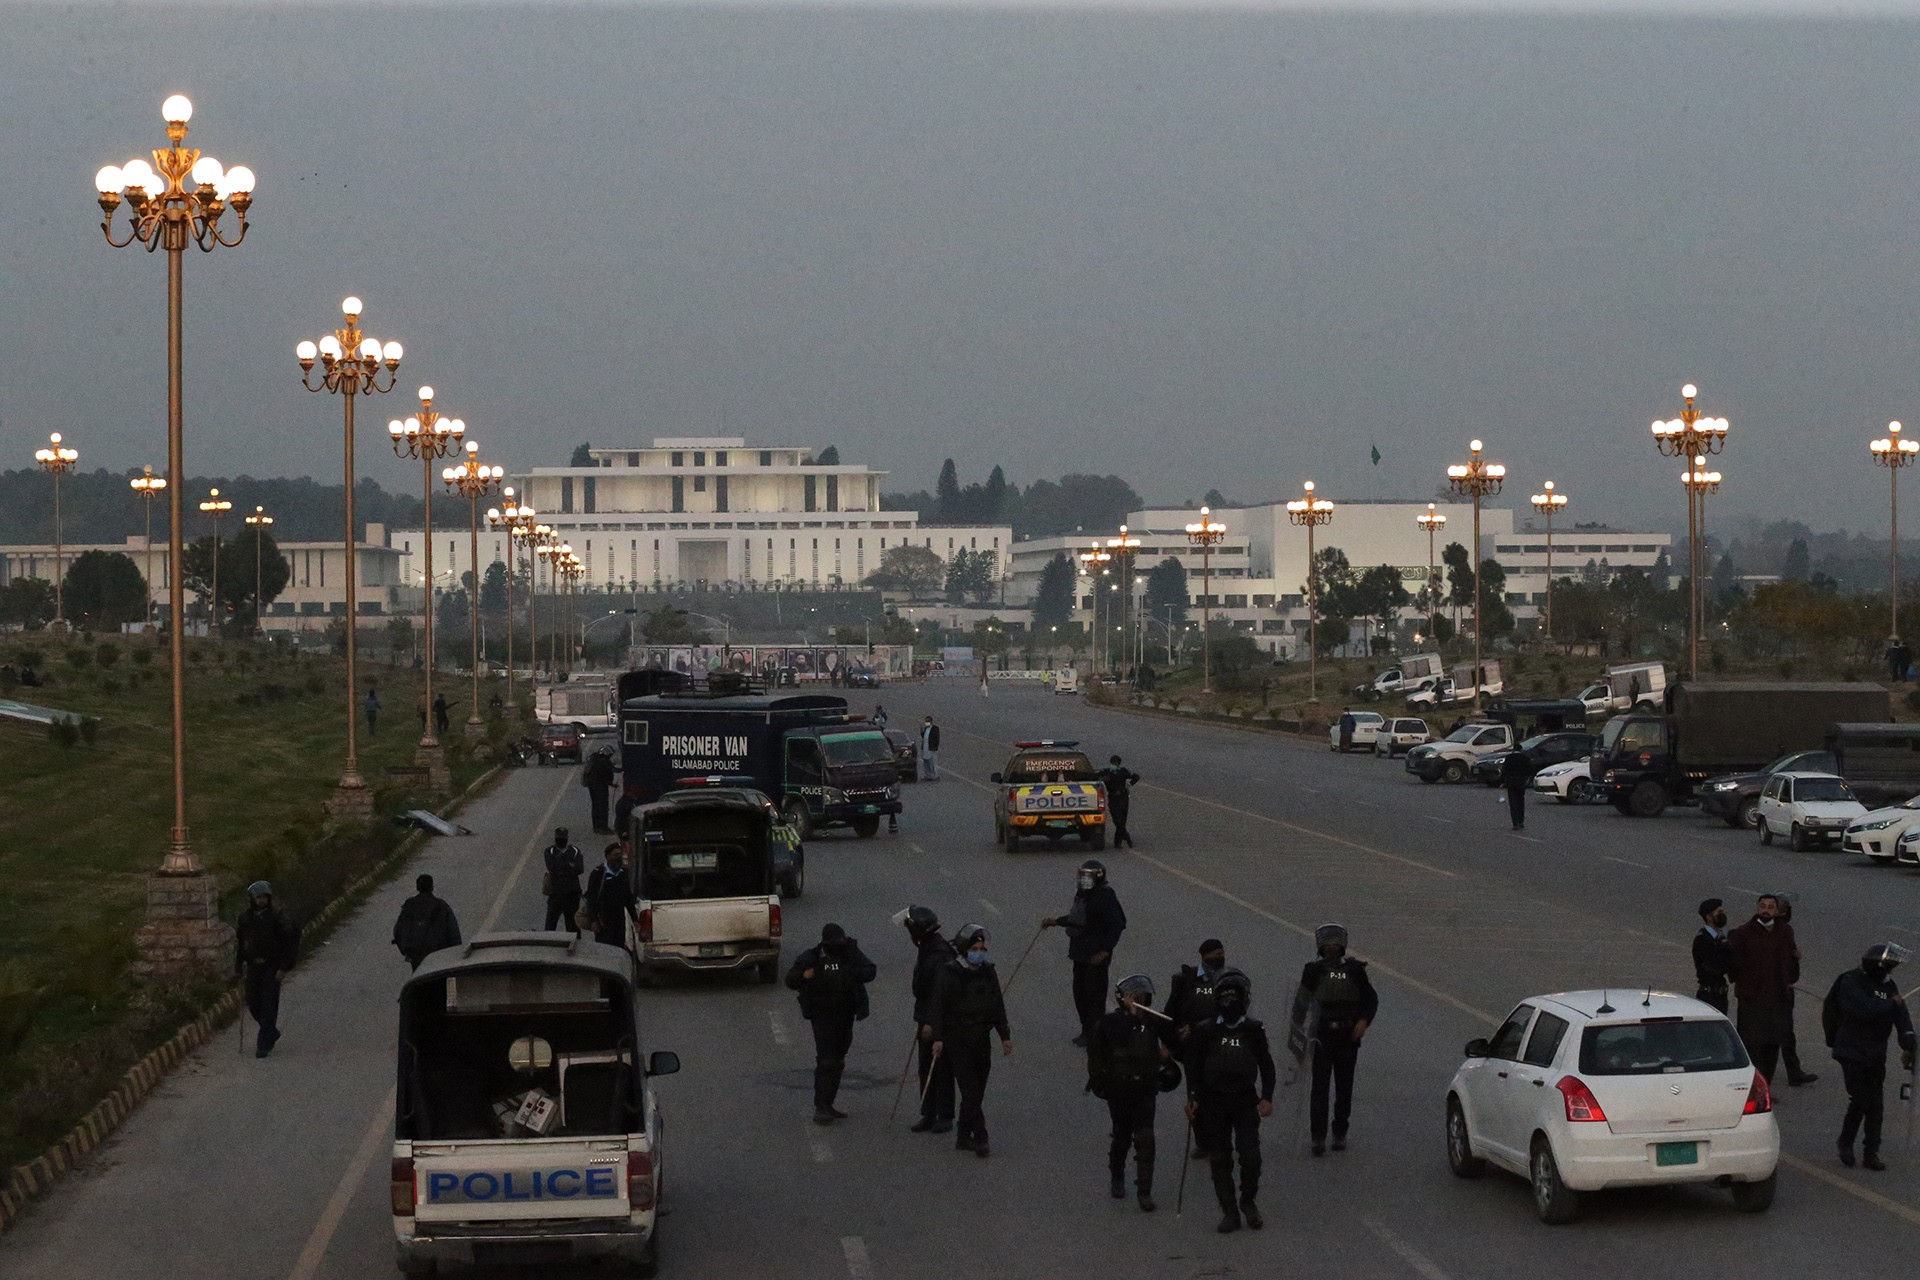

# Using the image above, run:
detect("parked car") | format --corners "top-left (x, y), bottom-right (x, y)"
top-left (1470, 732), bottom-right (1600, 787)
top-left (842, 667), bottom-right (879, 688)
top-left (537, 722), bottom-right (583, 765)
top-left (1896, 825), bottom-right (1920, 866)
top-left (1371, 717), bottom-right (1432, 758)
top-left (1841, 795), bottom-right (1920, 865)
top-left (1445, 990), bottom-right (1777, 1224)
top-left (882, 728), bottom-right (920, 782)
top-left (1329, 711), bottom-right (1387, 752)
top-left (1756, 772), bottom-right (1867, 851)
top-left (1699, 750), bottom-right (1838, 830)
top-left (1531, 758), bottom-right (1601, 805)
top-left (1404, 722), bottom-right (1516, 783)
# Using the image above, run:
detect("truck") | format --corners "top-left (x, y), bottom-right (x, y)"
top-left (392, 933), bottom-right (680, 1278)
top-left (536, 678), bottom-right (616, 734)
top-left (1592, 681), bottom-right (1892, 817)
top-left (632, 784), bottom-right (794, 985)
top-left (1405, 662), bottom-right (1504, 708)
top-left (1824, 722), bottom-right (1920, 807)
top-left (617, 688), bottom-right (902, 838)
top-left (1353, 653), bottom-right (1444, 702)
top-left (990, 740), bottom-right (1109, 852)
top-left (1402, 721), bottom-right (1517, 783)
top-left (1574, 661), bottom-right (1666, 717)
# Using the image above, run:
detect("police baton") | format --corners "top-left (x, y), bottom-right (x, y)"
top-left (999, 925), bottom-right (1047, 999)
top-left (887, 1032), bottom-right (920, 1127)
top-left (917, 1044), bottom-right (944, 1108)
top-left (1175, 1110), bottom-right (1194, 1218)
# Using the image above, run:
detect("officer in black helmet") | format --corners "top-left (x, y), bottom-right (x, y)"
top-left (1041, 859), bottom-right (1128, 1047)
top-left (1087, 974), bottom-right (1177, 1211)
top-left (899, 904), bottom-right (956, 1133)
top-left (1166, 938), bottom-right (1230, 1160)
top-left (1184, 969), bottom-right (1275, 1233)
top-left (1295, 923), bottom-right (1378, 1156)
top-left (930, 925), bottom-right (1014, 1157)
top-left (1827, 942), bottom-right (1917, 1171)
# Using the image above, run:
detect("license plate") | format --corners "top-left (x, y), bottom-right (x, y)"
top-left (859, 805), bottom-right (878, 815)
top-left (699, 943), bottom-right (723, 958)
top-left (1654, 1142), bottom-right (1698, 1167)
top-left (1045, 818), bottom-right (1075, 828)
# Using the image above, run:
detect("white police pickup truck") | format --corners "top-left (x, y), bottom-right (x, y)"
top-left (392, 934), bottom-right (679, 1277)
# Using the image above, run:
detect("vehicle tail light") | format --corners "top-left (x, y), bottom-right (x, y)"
top-left (1743, 1070), bottom-right (1772, 1115)
top-left (637, 908), bottom-right (653, 944)
top-left (1555, 1076), bottom-right (1608, 1123)
top-left (390, 1157), bottom-right (416, 1216)
top-left (769, 902), bottom-right (783, 939)
top-left (627, 1149), bottom-right (655, 1210)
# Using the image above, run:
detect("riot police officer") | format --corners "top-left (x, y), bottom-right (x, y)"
top-left (1184, 970), bottom-right (1275, 1233)
top-left (1087, 974), bottom-right (1177, 1211)
top-left (786, 923), bottom-right (878, 1124)
top-left (1165, 938), bottom-right (1229, 1160)
top-left (1827, 942), bottom-right (1917, 1170)
top-left (1295, 923), bottom-right (1378, 1155)
top-left (1041, 859), bottom-right (1128, 1046)
top-left (930, 925), bottom-right (1014, 1156)
top-left (902, 905), bottom-right (957, 1133)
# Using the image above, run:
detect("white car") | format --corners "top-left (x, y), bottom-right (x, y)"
top-left (1371, 717), bottom-right (1432, 758)
top-left (1756, 771), bottom-right (1867, 851)
top-left (1530, 758), bottom-right (1599, 804)
top-left (1842, 795), bottom-right (1920, 864)
top-left (1445, 991), bottom-right (1777, 1224)
top-left (1052, 669), bottom-right (1079, 695)
top-left (1330, 711), bottom-right (1386, 752)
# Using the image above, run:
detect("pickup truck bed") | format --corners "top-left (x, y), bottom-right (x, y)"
top-left (639, 894), bottom-right (779, 981)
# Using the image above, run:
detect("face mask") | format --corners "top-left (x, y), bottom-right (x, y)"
top-left (1217, 994), bottom-right (1246, 1017)
top-left (967, 948), bottom-right (991, 966)
top-left (826, 938), bottom-right (848, 954)
top-left (1756, 916), bottom-right (1773, 928)
top-left (1078, 874), bottom-right (1095, 891)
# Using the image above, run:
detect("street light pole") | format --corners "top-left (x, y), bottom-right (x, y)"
top-left (34, 433), bottom-right (79, 629)
top-left (1077, 546), bottom-right (1110, 678)
top-left (1651, 384), bottom-right (1729, 680)
top-left (1416, 503), bottom-right (1446, 642)
top-left (130, 467), bottom-right (166, 635)
top-left (197, 488), bottom-right (231, 636)
top-left (1870, 421), bottom-right (1917, 645)
top-left (1446, 441), bottom-right (1506, 714)
top-left (488, 488), bottom-right (524, 706)
top-left (244, 506), bottom-right (273, 635)
top-left (1184, 507), bottom-right (1227, 695)
top-left (445, 440), bottom-right (505, 733)
top-left (1530, 481), bottom-right (1568, 647)
top-left (1286, 481), bottom-right (1335, 701)
top-left (389, 389), bottom-right (465, 785)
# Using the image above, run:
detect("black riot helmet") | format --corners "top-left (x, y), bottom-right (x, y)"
top-left (1315, 923), bottom-right (1349, 957)
top-left (1863, 941), bottom-right (1913, 973)
top-left (902, 905), bottom-right (941, 941)
top-left (553, 827), bottom-right (569, 847)
top-left (1213, 968), bottom-right (1252, 1017)
top-left (1078, 859), bottom-right (1108, 890)
top-left (1116, 973), bottom-right (1155, 1006)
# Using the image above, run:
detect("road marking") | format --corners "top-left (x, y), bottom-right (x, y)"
top-left (1888, 924), bottom-right (1919, 935)
top-left (939, 866), bottom-right (954, 879)
top-left (910, 843), bottom-right (925, 854)
top-left (1605, 855), bottom-right (1649, 869)
top-left (1779, 1153), bottom-right (1920, 1226)
top-left (810, 1129), bottom-right (834, 1163)
top-left (481, 775), bottom-right (574, 932)
top-left (1364, 1218), bottom-right (1453, 1280)
top-left (842, 1235), bottom-right (874, 1278)
top-left (978, 898), bottom-right (1003, 917)
top-left (1512, 834), bottom-right (1543, 844)
top-left (1425, 816), bottom-right (1454, 825)
top-left (768, 1009), bottom-right (792, 1048)
top-left (1726, 885), bottom-right (1762, 897)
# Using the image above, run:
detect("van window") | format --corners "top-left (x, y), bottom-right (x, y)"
top-left (1579, 1019), bottom-right (1749, 1075)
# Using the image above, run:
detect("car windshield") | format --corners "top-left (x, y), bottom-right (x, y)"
top-left (1578, 1019), bottom-right (1749, 1075)
top-left (1519, 734), bottom-right (1553, 751)
top-left (1443, 726), bottom-right (1482, 743)
top-left (818, 731), bottom-right (894, 766)
top-left (1765, 751), bottom-right (1833, 775)
top-left (1794, 777), bottom-right (1856, 803)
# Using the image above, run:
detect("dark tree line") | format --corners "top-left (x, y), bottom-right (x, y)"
top-left (884, 460), bottom-right (1143, 537)
top-left (0, 467), bottom-right (425, 545)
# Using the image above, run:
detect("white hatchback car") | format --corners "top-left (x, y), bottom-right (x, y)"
top-left (1756, 771), bottom-right (1867, 851)
top-left (1445, 991), bottom-right (1777, 1224)
top-left (1371, 716), bottom-right (1432, 757)
top-left (1530, 758), bottom-right (1599, 804)
top-left (1841, 795), bottom-right (1920, 864)
top-left (1329, 711), bottom-right (1386, 752)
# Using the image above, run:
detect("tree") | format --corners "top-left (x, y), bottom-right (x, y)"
top-left (0, 577), bottom-right (54, 629)
top-left (1441, 541), bottom-right (1475, 625)
top-left (62, 551), bottom-right (149, 628)
top-left (436, 587), bottom-right (471, 643)
top-left (866, 545), bottom-right (946, 598)
top-left (971, 617), bottom-right (1011, 667)
top-left (1307, 547), bottom-right (1358, 655)
top-left (1353, 564), bottom-right (1412, 649)
top-left (481, 561), bottom-right (509, 614)
top-left (570, 441), bottom-right (594, 467)
top-left (1203, 488), bottom-right (1228, 508)
top-left (946, 549), bottom-right (995, 604)
top-left (1015, 474), bottom-right (1144, 538)
top-left (181, 532), bottom-right (290, 633)
top-left (641, 606), bottom-right (709, 644)
top-left (1142, 557), bottom-right (1189, 634)
top-left (1031, 554), bottom-right (1076, 631)
top-left (935, 459), bottom-right (962, 520)
top-left (815, 445), bottom-right (841, 466)
top-left (983, 466), bottom-right (1011, 521)
top-left (385, 617), bottom-right (415, 662)
top-left (1781, 538), bottom-right (1811, 582)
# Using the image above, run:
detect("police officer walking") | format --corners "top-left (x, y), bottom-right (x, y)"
top-left (787, 923), bottom-right (878, 1124)
top-left (583, 747), bottom-right (617, 834)
top-left (1184, 971), bottom-right (1274, 1232)
top-left (1692, 898), bottom-right (1733, 1013)
top-left (1165, 938), bottom-right (1230, 1160)
top-left (930, 925), bottom-right (1013, 1157)
top-left (1099, 755), bottom-right (1141, 848)
top-left (1826, 942), bottom-right (1917, 1171)
top-left (902, 905), bottom-right (957, 1133)
top-left (1088, 974), bottom-right (1176, 1211)
top-left (1041, 859), bottom-right (1128, 1047)
top-left (585, 842), bottom-right (637, 952)
top-left (1500, 748), bottom-right (1534, 831)
top-left (542, 828), bottom-right (585, 934)
top-left (235, 881), bottom-right (300, 1059)
top-left (391, 873), bottom-right (462, 970)
top-left (1295, 924), bottom-right (1378, 1156)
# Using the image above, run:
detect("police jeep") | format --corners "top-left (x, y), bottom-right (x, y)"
top-left (990, 740), bottom-right (1109, 853)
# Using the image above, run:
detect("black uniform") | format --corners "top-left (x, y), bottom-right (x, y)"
top-left (583, 752), bottom-right (617, 833)
top-left (786, 939), bottom-right (877, 1116)
top-left (391, 890), bottom-right (462, 970)
top-left (1165, 965), bottom-right (1223, 1042)
top-left (1088, 1007), bottom-right (1174, 1197)
top-left (1056, 884), bottom-right (1127, 1041)
top-left (1692, 925), bottom-right (1734, 1013)
top-left (1826, 964), bottom-right (1918, 1161)
top-left (585, 861), bottom-right (637, 950)
top-left (1186, 1016), bottom-right (1276, 1221)
top-left (1296, 955), bottom-right (1379, 1146)
top-left (912, 932), bottom-right (959, 1127)
top-left (1500, 751), bottom-right (1535, 830)
top-left (1099, 764), bottom-right (1141, 848)
top-left (930, 959), bottom-right (1011, 1152)
top-left (235, 903), bottom-right (300, 1057)
top-left (543, 842), bottom-right (585, 934)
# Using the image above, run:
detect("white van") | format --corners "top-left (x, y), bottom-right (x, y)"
top-left (536, 679), bottom-right (616, 733)
top-left (1053, 668), bottom-right (1080, 695)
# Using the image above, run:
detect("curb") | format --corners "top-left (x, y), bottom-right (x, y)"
top-left (1087, 695), bottom-right (1321, 743)
top-left (0, 763), bottom-right (503, 1237)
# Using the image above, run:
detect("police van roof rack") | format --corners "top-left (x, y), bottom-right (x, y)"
top-left (463, 933), bottom-right (581, 958)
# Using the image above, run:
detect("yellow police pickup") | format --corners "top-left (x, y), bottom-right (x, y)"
top-left (990, 740), bottom-right (1108, 853)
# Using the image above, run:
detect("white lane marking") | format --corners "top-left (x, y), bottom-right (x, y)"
top-left (810, 1130), bottom-right (834, 1163)
top-left (1605, 855), bottom-right (1649, 869)
top-left (1887, 924), bottom-right (1919, 935)
top-left (1425, 816), bottom-right (1454, 825)
top-left (1351, 799), bottom-right (1379, 808)
top-left (1726, 884), bottom-right (1762, 896)
top-left (1512, 834), bottom-right (1544, 844)
top-left (842, 1235), bottom-right (874, 1278)
top-left (939, 866), bottom-right (954, 879)
top-left (1779, 1153), bottom-right (1920, 1227)
top-left (768, 1009), bottom-right (792, 1048)
top-left (1364, 1218), bottom-right (1453, 1280)
top-left (978, 898), bottom-right (1003, 917)
top-left (910, 843), bottom-right (925, 853)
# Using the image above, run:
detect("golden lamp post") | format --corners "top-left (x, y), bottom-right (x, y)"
top-left (243, 505), bottom-right (273, 635)
top-left (1652, 384), bottom-right (1728, 680)
top-left (444, 441), bottom-right (505, 733)
top-left (1682, 454), bottom-right (1723, 672)
top-left (1286, 481), bottom-right (1335, 701)
top-left (1416, 502), bottom-right (1446, 638)
top-left (390, 391), bottom-right (465, 782)
top-left (130, 466), bottom-right (166, 634)
top-left (1870, 421), bottom-right (1918, 645)
top-left (34, 432), bottom-right (79, 629)
top-left (1105, 525), bottom-right (1142, 674)
top-left (1529, 480), bottom-right (1569, 646)
top-left (532, 527), bottom-right (560, 678)
top-left (93, 95), bottom-right (255, 974)
top-left (298, 297), bottom-right (403, 816)
top-left (564, 553), bottom-right (585, 674)
top-left (1445, 441), bottom-right (1505, 713)
top-left (197, 487), bottom-right (232, 636)
top-left (1077, 546), bottom-right (1112, 676)
top-left (486, 487), bottom-right (529, 706)
top-left (1183, 507), bottom-right (1227, 694)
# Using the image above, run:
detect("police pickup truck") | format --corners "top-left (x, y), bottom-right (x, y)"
top-left (990, 740), bottom-right (1108, 853)
top-left (392, 933), bottom-right (680, 1278)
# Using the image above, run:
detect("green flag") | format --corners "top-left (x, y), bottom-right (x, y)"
top-left (1370, 443), bottom-right (1381, 466)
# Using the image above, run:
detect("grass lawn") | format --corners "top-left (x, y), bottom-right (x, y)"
top-left (0, 633), bottom-right (519, 1166)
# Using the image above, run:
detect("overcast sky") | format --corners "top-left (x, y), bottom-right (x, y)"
top-left (6, 1), bottom-right (1920, 535)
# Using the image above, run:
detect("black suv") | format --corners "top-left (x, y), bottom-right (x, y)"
top-left (1699, 749), bottom-right (1838, 829)
top-left (1471, 731), bottom-right (1599, 787)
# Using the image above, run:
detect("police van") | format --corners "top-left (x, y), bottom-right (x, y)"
top-left (391, 933), bottom-right (680, 1277)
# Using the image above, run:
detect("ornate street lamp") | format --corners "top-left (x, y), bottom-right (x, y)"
top-left (197, 487), bottom-right (232, 636)
top-left (244, 505), bottom-right (273, 635)
top-left (1446, 440), bottom-right (1506, 713)
top-left (298, 297), bottom-right (402, 817)
top-left (1106, 525), bottom-right (1141, 675)
top-left (1870, 421), bottom-right (1918, 645)
top-left (444, 441), bottom-right (505, 733)
top-left (487, 487), bottom-right (529, 706)
top-left (95, 94), bottom-right (254, 888)
top-left (1077, 546), bottom-right (1111, 677)
top-left (1184, 507), bottom-right (1227, 694)
top-left (1530, 480), bottom-right (1569, 645)
top-left (1682, 454), bottom-right (1723, 658)
top-left (1416, 502), bottom-right (1446, 638)
top-left (34, 432), bottom-right (79, 629)
top-left (389, 389), bottom-right (465, 779)
top-left (1651, 384), bottom-right (1728, 679)
top-left (1286, 481), bottom-right (1335, 700)
top-left (130, 466), bottom-right (166, 633)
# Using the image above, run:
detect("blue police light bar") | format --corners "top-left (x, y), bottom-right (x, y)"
top-left (1012, 740), bottom-right (1079, 749)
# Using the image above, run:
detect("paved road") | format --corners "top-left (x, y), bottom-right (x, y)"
top-left (5, 681), bottom-right (1918, 1279)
